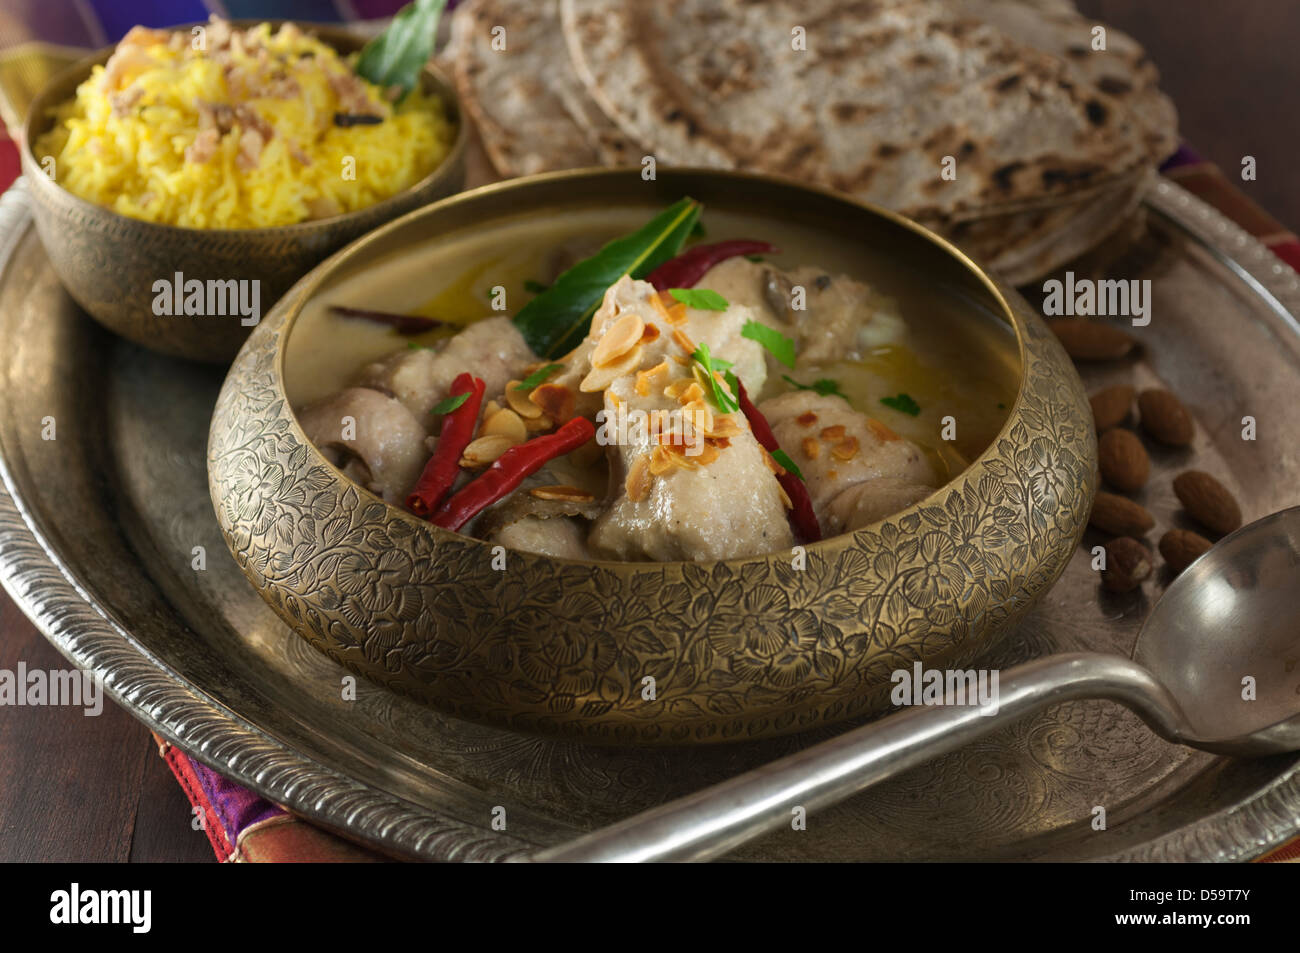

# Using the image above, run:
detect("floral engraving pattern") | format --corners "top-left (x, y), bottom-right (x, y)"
top-left (209, 280), bottom-right (1095, 744)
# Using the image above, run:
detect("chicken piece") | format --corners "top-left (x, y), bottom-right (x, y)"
top-left (491, 517), bottom-right (594, 560)
top-left (583, 285), bottom-right (793, 561)
top-left (548, 275), bottom-right (769, 420)
top-left (759, 391), bottom-right (935, 515)
top-left (699, 258), bottom-right (906, 364)
top-left (822, 477), bottom-right (935, 535)
top-left (297, 387), bottom-right (427, 504)
top-left (356, 316), bottom-right (535, 430)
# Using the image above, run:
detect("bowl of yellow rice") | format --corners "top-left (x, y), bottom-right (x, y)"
top-left (23, 18), bottom-right (466, 363)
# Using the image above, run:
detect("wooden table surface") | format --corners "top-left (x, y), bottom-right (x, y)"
top-left (2, 2), bottom-right (1297, 863)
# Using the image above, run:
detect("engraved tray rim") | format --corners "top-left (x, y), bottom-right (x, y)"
top-left (1, 175), bottom-right (1298, 862)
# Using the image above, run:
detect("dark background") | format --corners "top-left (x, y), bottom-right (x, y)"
top-left (1, 2), bottom-right (1298, 863)
top-left (1078, 0), bottom-right (1298, 232)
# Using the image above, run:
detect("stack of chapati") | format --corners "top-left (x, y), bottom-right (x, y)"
top-left (448, 0), bottom-right (1177, 284)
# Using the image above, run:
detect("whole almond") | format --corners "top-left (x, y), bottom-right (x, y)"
top-left (1098, 428), bottom-right (1149, 492)
top-left (1102, 537), bottom-right (1153, 592)
top-left (1159, 528), bottom-right (1212, 574)
top-left (1089, 491), bottom-right (1155, 536)
top-left (1089, 385), bottom-right (1135, 431)
top-left (1172, 470), bottom-right (1242, 536)
top-left (1049, 319), bottom-right (1137, 361)
top-left (1138, 389), bottom-right (1194, 446)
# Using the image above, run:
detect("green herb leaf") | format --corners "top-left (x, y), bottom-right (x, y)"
top-left (512, 198), bottom-right (703, 358)
top-left (690, 220), bottom-right (707, 238)
top-left (523, 279), bottom-right (549, 295)
top-left (783, 375), bottom-right (846, 399)
top-left (355, 0), bottom-right (446, 102)
top-left (691, 342), bottom-right (740, 413)
top-left (513, 363), bottom-right (564, 390)
top-left (880, 393), bottom-right (921, 416)
top-left (741, 319), bottom-right (796, 367)
top-left (430, 390), bottom-right (470, 415)
top-left (770, 449), bottom-right (804, 481)
top-left (668, 287), bottom-right (729, 311)
top-left (744, 254), bottom-right (765, 263)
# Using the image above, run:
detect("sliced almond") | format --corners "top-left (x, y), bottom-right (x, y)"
top-left (649, 445), bottom-right (675, 475)
top-left (460, 434), bottom-right (515, 468)
top-left (481, 407), bottom-right (527, 443)
top-left (796, 411), bottom-right (818, 427)
top-left (625, 457), bottom-right (652, 502)
top-left (505, 382), bottom-right (544, 418)
top-left (866, 418), bottom-right (900, 442)
top-left (671, 328), bottom-right (697, 355)
top-left (821, 424), bottom-right (847, 442)
top-left (636, 360), bottom-right (670, 397)
top-left (681, 398), bottom-right (714, 437)
top-left (665, 379), bottom-right (705, 402)
top-left (483, 399), bottom-right (502, 418)
top-left (523, 413), bottom-right (555, 433)
top-left (831, 435), bottom-right (860, 461)
top-left (775, 481), bottom-right (793, 510)
top-left (529, 484), bottom-right (596, 503)
top-left (579, 344), bottom-right (644, 393)
top-left (705, 414), bottom-right (745, 439)
top-left (802, 436), bottom-right (821, 460)
top-left (530, 382), bottom-right (574, 421)
top-left (592, 312), bottom-right (645, 368)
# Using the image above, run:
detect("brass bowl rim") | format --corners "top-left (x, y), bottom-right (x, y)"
top-left (267, 166), bottom-right (1033, 570)
top-left (20, 18), bottom-right (468, 237)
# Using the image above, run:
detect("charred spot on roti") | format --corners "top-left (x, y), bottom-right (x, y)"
top-left (1085, 99), bottom-right (1109, 125)
top-left (1098, 76), bottom-right (1134, 96)
top-left (992, 161), bottom-right (1026, 192)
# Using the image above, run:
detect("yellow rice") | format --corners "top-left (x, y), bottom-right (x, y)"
top-left (34, 21), bottom-right (454, 229)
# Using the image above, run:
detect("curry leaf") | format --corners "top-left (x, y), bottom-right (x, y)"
top-left (691, 342), bottom-right (740, 413)
top-left (783, 375), bottom-right (846, 399)
top-left (430, 391), bottom-right (470, 415)
top-left (771, 449), bottom-right (804, 481)
top-left (512, 198), bottom-right (702, 358)
top-left (880, 393), bottom-right (922, 416)
top-left (355, 0), bottom-right (446, 102)
top-left (513, 363), bottom-right (564, 390)
top-left (669, 288), bottom-right (729, 311)
top-left (741, 319), bottom-right (796, 367)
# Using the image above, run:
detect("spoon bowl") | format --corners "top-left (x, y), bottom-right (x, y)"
top-left (1135, 506), bottom-right (1300, 752)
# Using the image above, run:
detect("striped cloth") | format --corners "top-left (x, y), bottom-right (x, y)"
top-left (0, 1), bottom-right (1295, 863)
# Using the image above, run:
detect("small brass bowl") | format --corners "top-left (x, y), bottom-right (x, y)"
top-left (208, 169), bottom-right (1097, 745)
top-left (22, 21), bottom-right (467, 364)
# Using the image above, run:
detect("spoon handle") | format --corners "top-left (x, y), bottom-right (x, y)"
top-left (530, 652), bottom-right (1187, 863)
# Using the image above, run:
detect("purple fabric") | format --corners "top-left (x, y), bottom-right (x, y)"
top-left (189, 757), bottom-right (285, 847)
top-left (1160, 142), bottom-right (1203, 172)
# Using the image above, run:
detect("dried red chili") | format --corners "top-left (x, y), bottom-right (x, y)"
top-left (645, 240), bottom-right (777, 291)
top-left (736, 380), bottom-right (822, 543)
top-left (406, 373), bottom-right (485, 517)
top-left (431, 417), bottom-right (597, 531)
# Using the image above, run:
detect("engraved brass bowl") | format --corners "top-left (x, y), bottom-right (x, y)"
top-left (208, 168), bottom-right (1097, 745)
top-left (21, 21), bottom-right (467, 364)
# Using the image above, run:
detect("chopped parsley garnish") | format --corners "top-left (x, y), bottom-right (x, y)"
top-left (669, 287), bottom-right (729, 311)
top-left (771, 449), bottom-right (804, 481)
top-left (880, 393), bottom-right (921, 416)
top-left (691, 342), bottom-right (740, 413)
top-left (745, 254), bottom-right (765, 263)
top-left (513, 363), bottom-right (564, 390)
top-left (783, 375), bottom-right (846, 399)
top-left (430, 391), bottom-right (471, 415)
top-left (523, 279), bottom-right (549, 294)
top-left (741, 319), bottom-right (796, 368)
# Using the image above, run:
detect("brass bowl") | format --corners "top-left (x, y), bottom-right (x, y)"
top-left (21, 21), bottom-right (467, 364)
top-left (208, 169), bottom-right (1097, 745)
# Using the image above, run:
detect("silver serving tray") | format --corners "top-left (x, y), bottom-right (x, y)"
top-left (2, 176), bottom-right (1298, 861)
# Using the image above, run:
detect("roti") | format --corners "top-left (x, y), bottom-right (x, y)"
top-left (560, 0), bottom-right (1173, 222)
top-left (450, 0), bottom-right (637, 177)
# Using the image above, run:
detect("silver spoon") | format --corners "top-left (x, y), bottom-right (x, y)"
top-left (532, 506), bottom-right (1300, 862)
